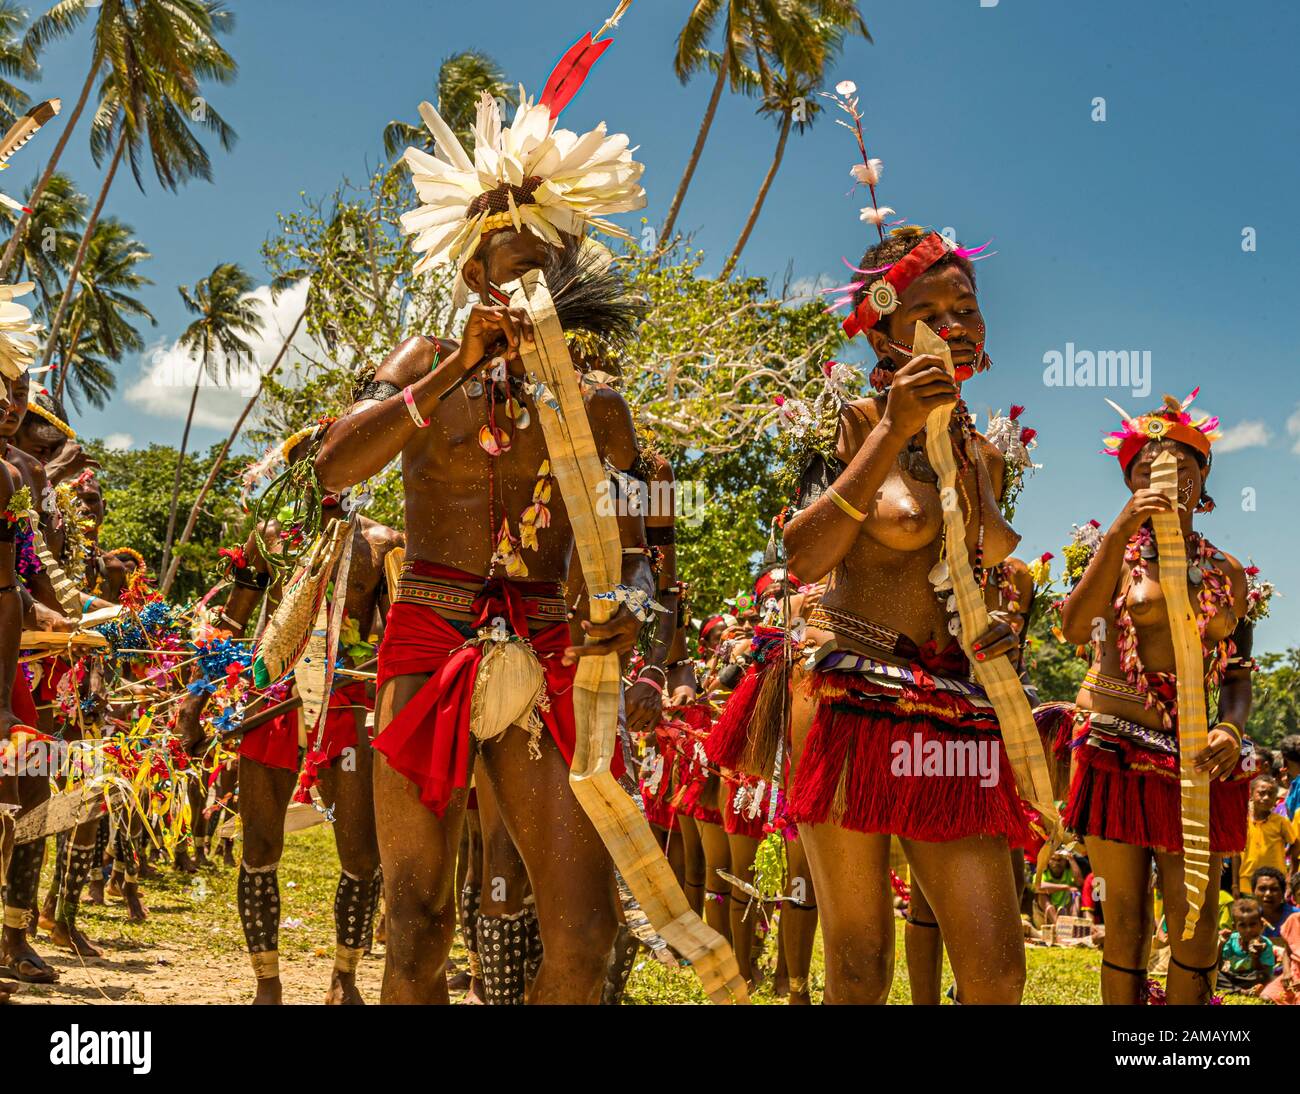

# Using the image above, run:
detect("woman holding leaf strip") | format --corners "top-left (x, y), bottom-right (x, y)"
top-left (770, 84), bottom-right (1037, 1004)
top-left (1053, 392), bottom-right (1254, 1004)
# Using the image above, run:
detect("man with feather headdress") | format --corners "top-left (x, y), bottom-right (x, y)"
top-left (314, 6), bottom-right (655, 1004)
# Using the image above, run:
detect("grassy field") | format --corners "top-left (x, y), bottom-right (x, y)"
top-left (9, 825), bottom-right (1257, 1005)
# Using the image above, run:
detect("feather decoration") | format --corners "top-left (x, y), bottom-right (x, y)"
top-left (547, 235), bottom-right (645, 353)
top-left (0, 98), bottom-right (60, 167)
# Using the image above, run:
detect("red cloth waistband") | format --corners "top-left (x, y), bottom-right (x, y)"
top-left (374, 568), bottom-right (585, 815)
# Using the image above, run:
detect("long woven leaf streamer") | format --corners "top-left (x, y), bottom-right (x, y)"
top-left (512, 269), bottom-right (749, 1004)
top-left (1149, 450), bottom-right (1212, 939)
top-left (915, 322), bottom-right (1060, 840)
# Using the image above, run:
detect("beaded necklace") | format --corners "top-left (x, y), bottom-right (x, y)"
top-left (1113, 526), bottom-right (1235, 728)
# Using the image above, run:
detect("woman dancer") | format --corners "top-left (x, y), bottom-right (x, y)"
top-left (775, 87), bottom-right (1034, 1004)
top-left (1054, 391), bottom-right (1253, 1004)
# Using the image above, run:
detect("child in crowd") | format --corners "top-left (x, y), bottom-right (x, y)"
top-left (1235, 776), bottom-right (1298, 895)
top-left (1219, 897), bottom-right (1277, 994)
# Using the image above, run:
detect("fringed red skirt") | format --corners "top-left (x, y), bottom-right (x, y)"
top-left (670, 702), bottom-right (723, 827)
top-left (723, 777), bottom-right (774, 839)
top-left (705, 626), bottom-right (786, 772)
top-left (787, 659), bottom-right (1031, 846)
top-left (1054, 705), bottom-right (1250, 854)
top-left (640, 717), bottom-right (693, 830)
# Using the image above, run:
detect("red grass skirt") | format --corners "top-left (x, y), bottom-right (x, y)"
top-left (723, 778), bottom-right (772, 839)
top-left (640, 718), bottom-right (692, 831)
top-left (787, 669), bottom-right (1031, 846)
top-left (671, 703), bottom-right (723, 827)
top-left (1058, 707), bottom-right (1249, 854)
top-left (704, 626), bottom-right (785, 772)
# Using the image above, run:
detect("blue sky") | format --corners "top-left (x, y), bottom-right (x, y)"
top-left (20, 0), bottom-right (1300, 651)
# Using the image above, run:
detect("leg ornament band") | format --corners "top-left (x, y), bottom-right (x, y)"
top-left (601, 923), bottom-right (639, 1006)
top-left (238, 862), bottom-right (281, 960)
top-left (460, 882), bottom-right (482, 974)
top-left (55, 843), bottom-right (97, 927)
top-left (334, 867), bottom-right (381, 954)
top-left (5, 839), bottom-right (44, 911)
top-left (250, 950), bottom-right (280, 979)
top-left (523, 898), bottom-right (543, 985)
top-left (477, 911), bottom-right (529, 1005)
top-left (335, 943), bottom-right (365, 973)
top-left (3, 905), bottom-right (31, 929)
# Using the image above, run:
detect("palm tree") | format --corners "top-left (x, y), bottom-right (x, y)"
top-left (53, 215), bottom-right (154, 406)
top-left (383, 49), bottom-right (516, 157)
top-left (0, 0), bottom-right (37, 129)
top-left (0, 0), bottom-right (120, 281)
top-left (161, 296), bottom-right (307, 595)
top-left (720, 70), bottom-right (821, 280)
top-left (158, 261), bottom-right (262, 585)
top-left (662, 1), bottom-right (869, 244)
top-left (0, 170), bottom-right (86, 314)
top-left (721, 6), bottom-right (867, 279)
top-left (31, 0), bottom-right (238, 377)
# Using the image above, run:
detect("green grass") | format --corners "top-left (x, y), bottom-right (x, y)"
top-left (26, 826), bottom-right (1261, 1005)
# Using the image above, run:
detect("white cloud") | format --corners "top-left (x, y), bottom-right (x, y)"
top-left (102, 432), bottom-right (133, 452)
top-left (1215, 419), bottom-right (1271, 453)
top-left (786, 272), bottom-right (837, 303)
top-left (125, 279), bottom-right (319, 431)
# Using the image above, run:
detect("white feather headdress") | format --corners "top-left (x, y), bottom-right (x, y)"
top-left (399, 5), bottom-right (645, 307)
top-left (0, 282), bottom-right (43, 381)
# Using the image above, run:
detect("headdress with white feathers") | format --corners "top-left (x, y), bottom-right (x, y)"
top-left (399, 3), bottom-right (644, 307)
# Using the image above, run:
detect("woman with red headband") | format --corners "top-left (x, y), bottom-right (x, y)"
top-left (761, 81), bottom-right (1037, 1004)
top-left (1052, 391), bottom-right (1255, 1004)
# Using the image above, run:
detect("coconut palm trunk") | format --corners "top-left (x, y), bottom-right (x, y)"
top-left (0, 61), bottom-right (98, 281)
top-left (160, 305), bottom-right (306, 595)
top-left (159, 356), bottom-right (206, 580)
top-left (52, 311), bottom-right (86, 402)
top-left (33, 127), bottom-right (127, 376)
top-left (721, 111), bottom-right (792, 279)
top-left (660, 46), bottom-right (729, 244)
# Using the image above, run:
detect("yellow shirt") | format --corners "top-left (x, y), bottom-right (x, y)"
top-left (1240, 812), bottom-right (1296, 894)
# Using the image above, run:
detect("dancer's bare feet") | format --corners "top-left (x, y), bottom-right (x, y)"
top-left (174, 847), bottom-right (197, 874)
top-left (124, 882), bottom-right (148, 923)
top-left (0, 927), bottom-right (59, 983)
top-left (49, 920), bottom-right (102, 958)
top-left (325, 969), bottom-right (365, 1005)
top-left (106, 871), bottom-right (124, 899)
top-left (0, 977), bottom-right (16, 1002)
top-left (252, 976), bottom-right (283, 1005)
top-left (86, 876), bottom-right (106, 905)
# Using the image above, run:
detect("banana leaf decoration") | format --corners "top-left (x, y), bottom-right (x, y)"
top-left (511, 269), bottom-right (748, 1004)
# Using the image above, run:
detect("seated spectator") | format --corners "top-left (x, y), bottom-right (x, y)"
top-left (1219, 897), bottom-right (1277, 994)
top-left (1253, 866), bottom-right (1299, 941)
top-left (1235, 776), bottom-right (1298, 895)
top-left (1282, 736), bottom-right (1300, 821)
top-left (1036, 849), bottom-right (1081, 925)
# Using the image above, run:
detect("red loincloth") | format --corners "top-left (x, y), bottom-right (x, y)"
top-left (373, 562), bottom-right (620, 816)
top-left (239, 681), bottom-right (372, 774)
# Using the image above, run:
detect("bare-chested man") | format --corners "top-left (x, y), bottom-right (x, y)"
top-left (314, 52), bottom-right (651, 1003)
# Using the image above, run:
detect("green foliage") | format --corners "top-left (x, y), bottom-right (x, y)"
top-left (256, 164), bottom-right (457, 447)
top-left (87, 439), bottom-right (247, 600)
top-left (1248, 648), bottom-right (1300, 749)
top-left (1023, 609), bottom-right (1087, 704)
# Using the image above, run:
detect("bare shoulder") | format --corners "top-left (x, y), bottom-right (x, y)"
top-left (834, 396), bottom-right (881, 461)
top-left (372, 335), bottom-right (448, 389)
top-left (361, 518), bottom-right (404, 553)
top-left (582, 380), bottom-right (638, 468)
